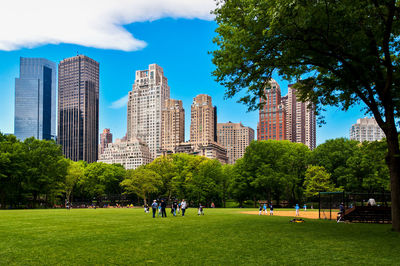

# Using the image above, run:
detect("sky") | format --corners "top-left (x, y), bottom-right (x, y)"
top-left (0, 0), bottom-right (368, 145)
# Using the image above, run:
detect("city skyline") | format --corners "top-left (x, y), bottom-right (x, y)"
top-left (0, 18), bottom-right (368, 145)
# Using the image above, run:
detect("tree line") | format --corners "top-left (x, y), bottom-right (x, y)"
top-left (0, 132), bottom-right (391, 209)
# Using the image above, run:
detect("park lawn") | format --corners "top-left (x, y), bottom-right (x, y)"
top-left (0, 208), bottom-right (399, 265)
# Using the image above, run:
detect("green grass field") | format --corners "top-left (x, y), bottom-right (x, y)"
top-left (0, 208), bottom-right (399, 265)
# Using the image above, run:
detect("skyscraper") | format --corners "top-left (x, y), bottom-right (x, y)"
top-left (100, 128), bottom-right (113, 156)
top-left (14, 57), bottom-right (56, 141)
top-left (161, 99), bottom-right (185, 152)
top-left (190, 94), bottom-right (217, 146)
top-left (285, 85), bottom-right (316, 150)
top-left (217, 122), bottom-right (254, 164)
top-left (257, 79), bottom-right (286, 141)
top-left (58, 55), bottom-right (99, 163)
top-left (350, 117), bottom-right (385, 142)
top-left (127, 64), bottom-right (170, 158)
top-left (257, 80), bottom-right (316, 149)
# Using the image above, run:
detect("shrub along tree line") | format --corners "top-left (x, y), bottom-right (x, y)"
top-left (0, 132), bottom-right (391, 209)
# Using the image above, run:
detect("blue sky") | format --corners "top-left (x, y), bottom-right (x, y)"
top-left (0, 1), bottom-right (367, 145)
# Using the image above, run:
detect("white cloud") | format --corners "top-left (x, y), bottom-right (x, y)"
top-left (0, 0), bottom-right (216, 51)
top-left (110, 94), bottom-right (129, 109)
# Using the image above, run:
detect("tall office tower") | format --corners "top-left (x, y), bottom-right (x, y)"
top-left (127, 64), bottom-right (170, 158)
top-left (217, 122), bottom-right (255, 164)
top-left (58, 55), bottom-right (99, 163)
top-left (257, 79), bottom-right (286, 141)
top-left (350, 117), bottom-right (385, 142)
top-left (190, 94), bottom-right (217, 146)
top-left (161, 99), bottom-right (185, 152)
top-left (285, 85), bottom-right (316, 150)
top-left (14, 57), bottom-right (56, 141)
top-left (99, 128), bottom-right (113, 155)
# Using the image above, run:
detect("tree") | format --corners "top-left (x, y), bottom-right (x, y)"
top-left (64, 160), bottom-right (85, 204)
top-left (23, 137), bottom-right (68, 207)
top-left (80, 162), bottom-right (125, 201)
top-left (310, 138), bottom-right (359, 187)
top-left (303, 166), bottom-right (338, 198)
top-left (0, 133), bottom-right (26, 208)
top-left (212, 0), bottom-right (400, 231)
top-left (121, 167), bottom-right (163, 205)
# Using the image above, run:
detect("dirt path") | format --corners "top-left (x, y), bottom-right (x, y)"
top-left (241, 210), bottom-right (322, 219)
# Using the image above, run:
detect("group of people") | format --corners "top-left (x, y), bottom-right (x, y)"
top-left (259, 203), bottom-right (274, 215)
top-left (149, 199), bottom-right (188, 218)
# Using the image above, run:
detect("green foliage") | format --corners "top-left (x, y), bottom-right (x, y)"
top-left (237, 140), bottom-right (310, 204)
top-left (64, 160), bottom-right (85, 203)
top-left (0, 133), bottom-right (68, 208)
top-left (79, 162), bottom-right (125, 200)
top-left (311, 138), bottom-right (390, 193)
top-left (303, 166), bottom-right (338, 198)
top-left (121, 167), bottom-right (163, 204)
top-left (212, 0), bottom-right (400, 229)
top-left (310, 138), bottom-right (359, 186)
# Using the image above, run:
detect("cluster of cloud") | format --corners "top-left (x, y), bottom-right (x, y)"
top-left (110, 95), bottom-right (129, 109)
top-left (0, 0), bottom-right (216, 51)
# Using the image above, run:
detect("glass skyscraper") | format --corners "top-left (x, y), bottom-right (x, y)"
top-left (14, 57), bottom-right (57, 141)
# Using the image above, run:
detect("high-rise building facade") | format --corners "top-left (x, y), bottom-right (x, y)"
top-left (217, 122), bottom-right (254, 164)
top-left (14, 57), bottom-right (56, 141)
top-left (257, 81), bottom-right (316, 149)
top-left (127, 64), bottom-right (170, 158)
top-left (257, 79), bottom-right (286, 141)
top-left (161, 99), bottom-right (185, 152)
top-left (190, 94), bottom-right (217, 146)
top-left (99, 128), bottom-right (113, 156)
top-left (98, 137), bottom-right (152, 170)
top-left (58, 55), bottom-right (99, 163)
top-left (285, 85), bottom-right (316, 150)
top-left (350, 117), bottom-right (385, 142)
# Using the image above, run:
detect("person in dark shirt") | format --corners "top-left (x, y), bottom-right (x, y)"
top-left (173, 201), bottom-right (178, 216)
top-left (269, 204), bottom-right (274, 215)
top-left (161, 199), bottom-right (167, 218)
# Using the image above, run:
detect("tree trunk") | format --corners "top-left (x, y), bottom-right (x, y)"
top-left (385, 130), bottom-right (400, 231)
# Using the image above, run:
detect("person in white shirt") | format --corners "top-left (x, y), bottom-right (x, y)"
top-left (181, 199), bottom-right (187, 216)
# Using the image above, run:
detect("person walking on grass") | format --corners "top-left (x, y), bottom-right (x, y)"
top-left (181, 199), bottom-right (187, 216)
top-left (151, 200), bottom-right (158, 218)
top-left (161, 199), bottom-right (167, 218)
top-left (259, 205), bottom-right (262, 215)
top-left (295, 204), bottom-right (300, 216)
top-left (173, 200), bottom-right (178, 216)
top-left (269, 204), bottom-right (274, 216)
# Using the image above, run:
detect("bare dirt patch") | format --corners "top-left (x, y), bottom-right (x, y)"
top-left (241, 210), bottom-right (322, 219)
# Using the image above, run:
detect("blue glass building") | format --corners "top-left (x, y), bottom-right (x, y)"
top-left (14, 58), bottom-right (56, 141)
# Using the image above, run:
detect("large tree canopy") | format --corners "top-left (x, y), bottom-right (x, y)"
top-left (212, 0), bottom-right (400, 231)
